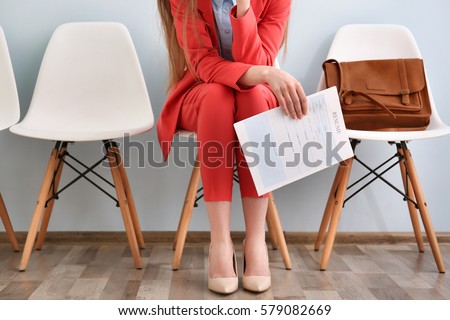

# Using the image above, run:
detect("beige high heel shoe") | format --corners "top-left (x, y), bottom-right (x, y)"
top-left (208, 244), bottom-right (238, 294)
top-left (242, 239), bottom-right (271, 293)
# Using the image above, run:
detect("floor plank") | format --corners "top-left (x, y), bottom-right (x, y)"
top-left (136, 280), bottom-right (172, 300)
top-left (0, 242), bottom-right (448, 300)
top-left (66, 278), bottom-right (109, 300)
top-left (325, 272), bottom-right (378, 300)
top-left (0, 280), bottom-right (41, 299)
top-left (29, 264), bottom-right (86, 300)
top-left (304, 290), bottom-right (342, 300)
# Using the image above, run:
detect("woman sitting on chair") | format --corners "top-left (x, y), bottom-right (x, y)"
top-left (157, 0), bottom-right (307, 294)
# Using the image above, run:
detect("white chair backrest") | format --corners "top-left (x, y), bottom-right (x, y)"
top-left (318, 24), bottom-right (444, 127)
top-left (326, 24), bottom-right (421, 61)
top-left (19, 22), bottom-right (153, 136)
top-left (0, 26), bottom-right (20, 131)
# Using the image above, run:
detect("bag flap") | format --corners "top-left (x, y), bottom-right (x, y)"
top-left (339, 59), bottom-right (426, 95)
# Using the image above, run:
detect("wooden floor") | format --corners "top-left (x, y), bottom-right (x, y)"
top-left (0, 242), bottom-right (449, 300)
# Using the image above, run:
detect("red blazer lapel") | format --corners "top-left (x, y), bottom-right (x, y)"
top-left (197, 0), bottom-right (218, 46)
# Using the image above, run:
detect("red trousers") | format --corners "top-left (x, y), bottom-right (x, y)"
top-left (178, 83), bottom-right (278, 201)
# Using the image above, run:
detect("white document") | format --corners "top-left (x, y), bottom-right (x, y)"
top-left (234, 87), bottom-right (353, 195)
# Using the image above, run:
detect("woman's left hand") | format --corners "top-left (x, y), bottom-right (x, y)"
top-left (264, 67), bottom-right (308, 119)
top-left (238, 65), bottom-right (308, 119)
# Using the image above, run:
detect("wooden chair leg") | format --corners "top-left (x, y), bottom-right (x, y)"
top-left (172, 157), bottom-right (201, 270)
top-left (267, 192), bottom-right (292, 270)
top-left (107, 147), bottom-right (142, 269)
top-left (320, 157), bottom-right (353, 271)
top-left (265, 209), bottom-right (278, 249)
top-left (401, 143), bottom-right (445, 273)
top-left (112, 147), bottom-right (145, 249)
top-left (36, 145), bottom-right (67, 250)
top-left (397, 146), bottom-right (425, 253)
top-left (314, 164), bottom-right (345, 251)
top-left (19, 146), bottom-right (59, 271)
top-left (0, 193), bottom-right (20, 252)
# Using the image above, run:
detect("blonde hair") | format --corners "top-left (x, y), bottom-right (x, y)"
top-left (157, 0), bottom-right (288, 91)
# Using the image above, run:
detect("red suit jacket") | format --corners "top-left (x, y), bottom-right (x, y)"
top-left (157, 0), bottom-right (291, 160)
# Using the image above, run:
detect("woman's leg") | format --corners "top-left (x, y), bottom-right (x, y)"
top-left (242, 198), bottom-right (269, 275)
top-left (235, 85), bottom-right (278, 277)
top-left (179, 83), bottom-right (237, 202)
top-left (206, 202), bottom-right (234, 278)
top-left (178, 83), bottom-right (237, 278)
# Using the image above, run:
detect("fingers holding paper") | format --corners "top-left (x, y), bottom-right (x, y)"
top-left (237, 65), bottom-right (308, 119)
top-left (265, 68), bottom-right (308, 119)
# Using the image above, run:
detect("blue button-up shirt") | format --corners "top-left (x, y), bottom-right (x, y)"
top-left (212, 0), bottom-right (236, 61)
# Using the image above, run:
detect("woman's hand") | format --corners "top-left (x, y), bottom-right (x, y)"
top-left (236, 0), bottom-right (251, 18)
top-left (264, 67), bottom-right (308, 119)
top-left (238, 66), bottom-right (308, 119)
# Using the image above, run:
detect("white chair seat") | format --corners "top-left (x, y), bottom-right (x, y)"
top-left (347, 123), bottom-right (450, 142)
top-left (10, 120), bottom-right (152, 141)
top-left (175, 129), bottom-right (196, 139)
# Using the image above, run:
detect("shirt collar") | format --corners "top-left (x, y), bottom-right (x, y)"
top-left (212, 0), bottom-right (236, 7)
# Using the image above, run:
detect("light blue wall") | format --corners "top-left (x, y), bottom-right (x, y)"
top-left (1, 0), bottom-right (449, 233)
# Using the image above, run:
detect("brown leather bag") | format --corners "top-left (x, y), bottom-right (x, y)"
top-left (323, 58), bottom-right (431, 131)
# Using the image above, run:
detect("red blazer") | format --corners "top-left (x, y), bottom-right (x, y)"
top-left (157, 0), bottom-right (291, 160)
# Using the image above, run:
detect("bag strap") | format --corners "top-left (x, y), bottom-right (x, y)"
top-left (323, 59), bottom-right (345, 95)
top-left (342, 90), bottom-right (397, 119)
top-left (324, 59), bottom-right (397, 119)
top-left (398, 59), bottom-right (411, 105)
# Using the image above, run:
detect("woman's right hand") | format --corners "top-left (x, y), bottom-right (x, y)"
top-left (236, 0), bottom-right (251, 18)
top-left (238, 65), bottom-right (308, 119)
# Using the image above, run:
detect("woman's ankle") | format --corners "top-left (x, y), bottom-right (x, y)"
top-left (210, 233), bottom-right (232, 245)
top-left (208, 239), bottom-right (236, 278)
top-left (243, 237), bottom-right (270, 277)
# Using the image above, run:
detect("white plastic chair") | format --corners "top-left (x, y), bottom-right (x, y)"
top-left (10, 22), bottom-right (154, 271)
top-left (0, 26), bottom-right (20, 252)
top-left (0, 27), bottom-right (20, 131)
top-left (315, 24), bottom-right (450, 272)
top-left (171, 59), bottom-right (292, 271)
